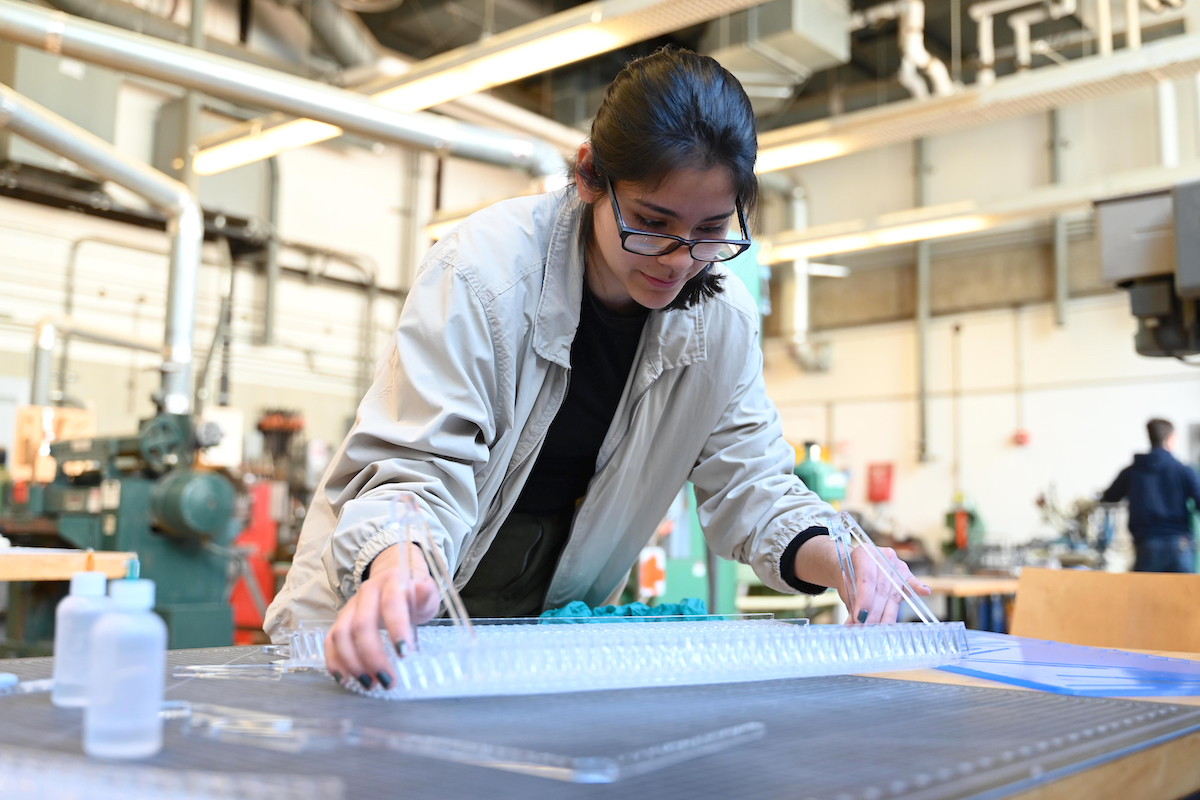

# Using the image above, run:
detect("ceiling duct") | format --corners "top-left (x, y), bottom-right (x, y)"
top-left (700, 0), bottom-right (850, 116)
top-left (757, 31), bottom-right (1200, 173)
top-left (43, 0), bottom-right (323, 76)
top-left (0, 0), bottom-right (566, 179)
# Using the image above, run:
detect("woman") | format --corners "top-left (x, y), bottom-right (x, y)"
top-left (264, 47), bottom-right (929, 690)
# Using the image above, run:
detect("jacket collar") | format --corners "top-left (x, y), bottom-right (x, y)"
top-left (533, 188), bottom-right (708, 372)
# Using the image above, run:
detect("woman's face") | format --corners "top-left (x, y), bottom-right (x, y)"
top-left (577, 154), bottom-right (738, 313)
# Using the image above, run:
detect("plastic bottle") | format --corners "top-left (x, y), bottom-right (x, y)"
top-left (83, 579), bottom-right (166, 759)
top-left (50, 570), bottom-right (109, 708)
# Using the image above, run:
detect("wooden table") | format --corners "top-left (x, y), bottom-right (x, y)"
top-left (923, 575), bottom-right (1020, 630)
top-left (0, 547), bottom-right (136, 580)
top-left (923, 575), bottom-right (1021, 597)
top-left (868, 648), bottom-right (1200, 800)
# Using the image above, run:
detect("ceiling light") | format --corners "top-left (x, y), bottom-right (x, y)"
top-left (760, 161), bottom-right (1200, 265)
top-left (806, 263), bottom-right (851, 277)
top-left (375, 28), bottom-right (622, 113)
top-left (193, 119), bottom-right (341, 175)
top-left (755, 139), bottom-right (847, 173)
top-left (870, 216), bottom-right (991, 245)
top-left (195, 0), bottom-right (767, 174)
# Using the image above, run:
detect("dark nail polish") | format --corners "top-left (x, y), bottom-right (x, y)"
top-left (395, 640), bottom-right (407, 658)
top-left (358, 673), bottom-right (372, 689)
top-left (377, 671), bottom-right (393, 690)
top-left (332, 671), bottom-right (343, 683)
top-left (857, 609), bottom-right (869, 623)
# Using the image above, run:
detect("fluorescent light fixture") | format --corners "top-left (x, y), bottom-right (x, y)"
top-left (755, 139), bottom-right (848, 173)
top-left (761, 161), bottom-right (1200, 265)
top-left (764, 216), bottom-right (992, 263)
top-left (375, 28), bottom-right (622, 113)
top-left (194, 119), bottom-right (341, 175)
top-left (196, 0), bottom-right (766, 174)
top-left (806, 263), bottom-right (851, 278)
top-left (764, 234), bottom-right (873, 262)
top-left (870, 216), bottom-right (990, 245)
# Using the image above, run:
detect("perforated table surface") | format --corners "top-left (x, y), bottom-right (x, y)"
top-left (2, 646), bottom-right (1200, 800)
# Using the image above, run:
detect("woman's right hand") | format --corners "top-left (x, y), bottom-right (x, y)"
top-left (323, 543), bottom-right (440, 690)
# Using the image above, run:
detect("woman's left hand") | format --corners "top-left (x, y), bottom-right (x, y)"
top-left (838, 543), bottom-right (931, 624)
top-left (795, 535), bottom-right (931, 624)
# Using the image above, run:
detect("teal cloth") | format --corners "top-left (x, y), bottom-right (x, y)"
top-left (539, 598), bottom-right (708, 623)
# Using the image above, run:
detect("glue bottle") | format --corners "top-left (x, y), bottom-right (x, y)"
top-left (83, 578), bottom-right (166, 759)
top-left (50, 570), bottom-right (109, 708)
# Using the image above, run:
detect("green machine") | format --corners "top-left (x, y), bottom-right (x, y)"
top-left (794, 442), bottom-right (847, 504)
top-left (9, 413), bottom-right (236, 650)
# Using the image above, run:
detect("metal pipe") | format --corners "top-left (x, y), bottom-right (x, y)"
top-left (914, 138), bottom-right (931, 463)
top-left (263, 156), bottom-right (281, 346)
top-left (43, 0), bottom-right (319, 76)
top-left (30, 316), bottom-right (161, 406)
top-left (0, 0), bottom-right (564, 179)
top-left (1125, 0), bottom-right (1142, 49)
top-left (0, 82), bottom-right (202, 415)
top-left (1097, 0), bottom-right (1114, 55)
top-left (309, 0), bottom-right (378, 68)
top-left (178, 0), bottom-right (205, 195)
top-left (1050, 109), bottom-right (1069, 327)
top-left (1157, 78), bottom-right (1180, 168)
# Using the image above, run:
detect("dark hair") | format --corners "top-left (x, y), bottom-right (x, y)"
top-left (574, 46), bottom-right (758, 310)
top-left (1148, 418), bottom-right (1174, 448)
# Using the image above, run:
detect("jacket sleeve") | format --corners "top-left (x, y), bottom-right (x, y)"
top-left (319, 256), bottom-right (501, 602)
top-left (1101, 466), bottom-right (1132, 503)
top-left (688, 337), bottom-right (837, 595)
top-left (1184, 463), bottom-right (1200, 506)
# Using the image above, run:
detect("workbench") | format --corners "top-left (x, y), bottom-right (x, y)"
top-left (924, 575), bottom-right (1021, 632)
top-left (1, 640), bottom-right (1198, 799)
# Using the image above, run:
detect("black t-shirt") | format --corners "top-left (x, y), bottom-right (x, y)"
top-left (513, 283), bottom-right (649, 514)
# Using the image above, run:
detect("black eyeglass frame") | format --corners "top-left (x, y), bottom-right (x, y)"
top-left (606, 178), bottom-right (751, 263)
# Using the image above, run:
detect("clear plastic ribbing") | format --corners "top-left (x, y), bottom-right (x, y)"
top-left (285, 618), bottom-right (969, 700)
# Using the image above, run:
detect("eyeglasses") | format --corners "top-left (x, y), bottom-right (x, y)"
top-left (607, 179), bottom-right (751, 263)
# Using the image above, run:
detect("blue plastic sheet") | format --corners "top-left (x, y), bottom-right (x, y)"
top-left (940, 631), bottom-right (1200, 697)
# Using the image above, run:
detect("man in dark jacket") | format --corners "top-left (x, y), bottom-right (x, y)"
top-left (1102, 419), bottom-right (1200, 572)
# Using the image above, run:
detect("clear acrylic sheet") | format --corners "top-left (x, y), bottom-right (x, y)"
top-left (174, 701), bottom-right (765, 784)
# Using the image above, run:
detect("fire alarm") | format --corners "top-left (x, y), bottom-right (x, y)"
top-left (1012, 429), bottom-right (1031, 446)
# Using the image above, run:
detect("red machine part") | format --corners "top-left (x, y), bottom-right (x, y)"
top-left (866, 463), bottom-right (893, 504)
top-left (231, 481), bottom-right (279, 644)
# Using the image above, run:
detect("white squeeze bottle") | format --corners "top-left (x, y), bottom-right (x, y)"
top-left (83, 579), bottom-right (166, 759)
top-left (51, 570), bottom-right (109, 708)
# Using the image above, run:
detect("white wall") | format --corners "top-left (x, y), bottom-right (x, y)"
top-left (763, 294), bottom-right (1200, 551)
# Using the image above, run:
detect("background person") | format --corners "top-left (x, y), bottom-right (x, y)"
top-left (1102, 418), bottom-right (1200, 573)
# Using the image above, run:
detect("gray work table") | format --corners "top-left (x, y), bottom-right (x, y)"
top-left (1, 645), bottom-right (1200, 799)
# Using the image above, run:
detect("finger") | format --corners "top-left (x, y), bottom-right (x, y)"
top-left (351, 581), bottom-right (393, 690)
top-left (907, 574), bottom-right (932, 596)
top-left (855, 555), bottom-right (883, 624)
top-left (329, 602), bottom-right (367, 689)
top-left (323, 624), bottom-right (347, 685)
top-left (879, 583), bottom-right (904, 623)
top-left (379, 574), bottom-right (414, 658)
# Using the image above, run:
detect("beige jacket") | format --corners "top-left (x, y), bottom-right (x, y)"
top-left (264, 188), bottom-right (835, 641)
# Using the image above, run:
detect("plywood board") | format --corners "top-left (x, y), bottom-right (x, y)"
top-left (1011, 567), bottom-right (1200, 652)
top-left (0, 547), bottom-right (135, 580)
